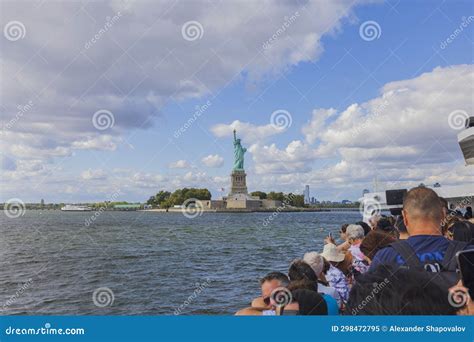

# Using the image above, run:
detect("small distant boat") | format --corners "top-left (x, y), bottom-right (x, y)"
top-left (61, 204), bottom-right (92, 211)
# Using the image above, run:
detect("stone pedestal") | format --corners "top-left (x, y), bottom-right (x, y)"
top-left (229, 170), bottom-right (248, 195)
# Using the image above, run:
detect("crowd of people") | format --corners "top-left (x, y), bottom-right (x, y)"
top-left (236, 187), bottom-right (474, 316)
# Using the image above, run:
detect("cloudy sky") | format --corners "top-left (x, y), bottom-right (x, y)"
top-left (1, 0), bottom-right (473, 203)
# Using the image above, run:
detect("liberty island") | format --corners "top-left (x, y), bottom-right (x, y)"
top-left (200, 129), bottom-right (283, 211)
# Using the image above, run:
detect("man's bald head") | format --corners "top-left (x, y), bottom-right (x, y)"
top-left (403, 187), bottom-right (444, 230)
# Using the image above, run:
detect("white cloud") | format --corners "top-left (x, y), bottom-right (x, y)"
top-left (71, 135), bottom-right (121, 151)
top-left (302, 108), bottom-right (337, 144)
top-left (201, 154), bottom-right (224, 168)
top-left (247, 65), bottom-right (474, 197)
top-left (311, 64), bottom-right (474, 161)
top-left (129, 172), bottom-right (166, 189)
top-left (210, 120), bottom-right (285, 144)
top-left (81, 168), bottom-right (108, 180)
top-left (2, 1), bottom-right (472, 202)
top-left (169, 160), bottom-right (191, 169)
top-left (1, 0), bottom-right (364, 169)
top-left (1, 0), bottom-right (371, 201)
top-left (249, 140), bottom-right (318, 174)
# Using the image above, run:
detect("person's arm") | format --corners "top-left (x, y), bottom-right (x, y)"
top-left (250, 297), bottom-right (269, 309)
top-left (235, 307), bottom-right (263, 316)
top-left (336, 240), bottom-right (350, 252)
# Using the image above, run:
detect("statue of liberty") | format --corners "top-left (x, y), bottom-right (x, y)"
top-left (233, 129), bottom-right (246, 171)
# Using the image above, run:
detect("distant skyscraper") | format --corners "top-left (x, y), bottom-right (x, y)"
top-left (304, 185), bottom-right (310, 205)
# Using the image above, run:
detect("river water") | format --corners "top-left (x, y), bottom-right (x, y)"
top-left (0, 210), bottom-right (361, 315)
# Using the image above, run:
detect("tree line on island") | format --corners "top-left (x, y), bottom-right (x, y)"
top-left (14, 189), bottom-right (357, 210)
top-left (146, 188), bottom-right (211, 208)
top-left (146, 188), bottom-right (307, 208)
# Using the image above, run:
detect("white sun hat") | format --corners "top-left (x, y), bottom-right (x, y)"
top-left (320, 243), bottom-right (346, 262)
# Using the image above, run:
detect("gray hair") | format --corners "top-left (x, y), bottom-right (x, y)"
top-left (346, 224), bottom-right (365, 241)
top-left (303, 251), bottom-right (324, 276)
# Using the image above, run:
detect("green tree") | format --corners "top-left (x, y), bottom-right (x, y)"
top-left (166, 188), bottom-right (211, 206)
top-left (267, 192), bottom-right (285, 201)
top-left (161, 199), bottom-right (173, 209)
top-left (168, 189), bottom-right (182, 206)
top-left (251, 191), bottom-right (267, 199)
top-left (155, 191), bottom-right (171, 204)
top-left (286, 194), bottom-right (305, 207)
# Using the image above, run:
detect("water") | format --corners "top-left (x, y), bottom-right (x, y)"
top-left (0, 210), bottom-right (361, 315)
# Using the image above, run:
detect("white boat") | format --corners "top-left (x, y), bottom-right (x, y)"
top-left (61, 204), bottom-right (92, 211)
top-left (458, 116), bottom-right (474, 166)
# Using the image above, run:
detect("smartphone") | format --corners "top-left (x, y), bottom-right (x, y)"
top-left (328, 232), bottom-right (333, 239)
top-left (456, 249), bottom-right (474, 298)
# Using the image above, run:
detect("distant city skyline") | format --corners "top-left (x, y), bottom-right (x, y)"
top-left (1, 0), bottom-right (473, 203)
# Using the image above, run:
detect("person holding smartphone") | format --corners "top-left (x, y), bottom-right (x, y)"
top-left (324, 224), bottom-right (350, 253)
top-left (453, 249), bottom-right (474, 315)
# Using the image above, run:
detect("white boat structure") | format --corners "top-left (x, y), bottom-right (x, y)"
top-left (61, 204), bottom-right (92, 211)
top-left (362, 116), bottom-right (474, 220)
top-left (458, 116), bottom-right (474, 166)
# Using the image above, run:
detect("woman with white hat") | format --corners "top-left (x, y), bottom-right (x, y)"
top-left (320, 243), bottom-right (350, 304)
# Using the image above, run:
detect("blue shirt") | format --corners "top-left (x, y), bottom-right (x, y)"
top-left (370, 235), bottom-right (457, 271)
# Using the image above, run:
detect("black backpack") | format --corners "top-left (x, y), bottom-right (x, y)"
top-left (389, 240), bottom-right (469, 287)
